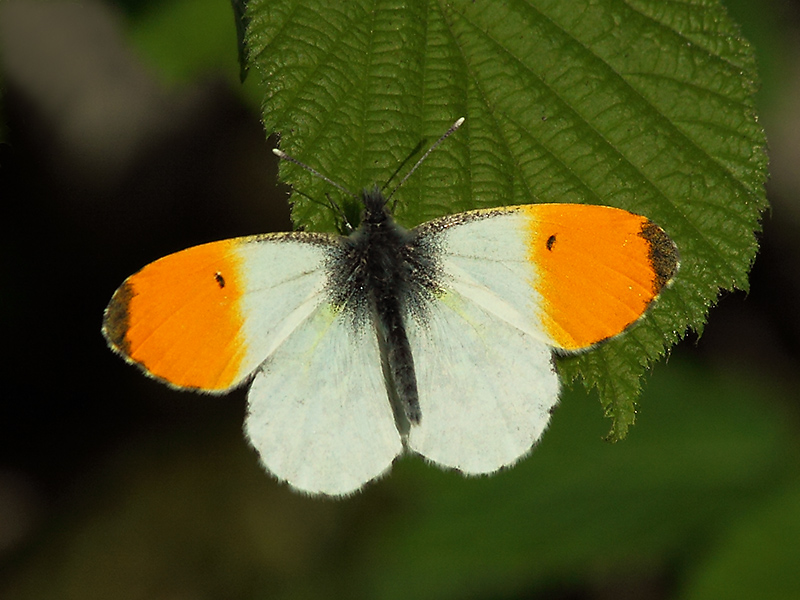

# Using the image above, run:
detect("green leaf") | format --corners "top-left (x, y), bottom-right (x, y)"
top-left (245, 0), bottom-right (767, 438)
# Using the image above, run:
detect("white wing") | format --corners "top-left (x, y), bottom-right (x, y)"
top-left (244, 301), bottom-right (402, 496)
top-left (406, 209), bottom-right (559, 473)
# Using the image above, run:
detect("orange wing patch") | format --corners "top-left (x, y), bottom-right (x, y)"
top-left (525, 204), bottom-right (678, 351)
top-left (103, 240), bottom-right (248, 391)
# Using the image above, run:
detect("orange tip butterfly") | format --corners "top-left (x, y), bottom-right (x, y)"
top-left (103, 118), bottom-right (678, 496)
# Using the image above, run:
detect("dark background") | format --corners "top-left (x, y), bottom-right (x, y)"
top-left (1, 1), bottom-right (799, 599)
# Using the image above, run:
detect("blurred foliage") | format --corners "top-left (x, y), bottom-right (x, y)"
top-left (681, 479), bottom-right (800, 600)
top-left (724, 0), bottom-right (794, 108)
top-left (123, 0), bottom-right (262, 107)
top-left (125, 0), bottom-right (238, 82)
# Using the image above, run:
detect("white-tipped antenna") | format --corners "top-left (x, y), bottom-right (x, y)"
top-left (272, 148), bottom-right (359, 201)
top-left (272, 117), bottom-right (465, 206)
top-left (385, 117), bottom-right (465, 204)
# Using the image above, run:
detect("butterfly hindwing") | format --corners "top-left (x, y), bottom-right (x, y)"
top-left (405, 287), bottom-right (559, 473)
top-left (245, 300), bottom-right (402, 496)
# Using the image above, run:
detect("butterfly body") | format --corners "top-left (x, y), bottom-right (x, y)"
top-left (327, 186), bottom-right (437, 428)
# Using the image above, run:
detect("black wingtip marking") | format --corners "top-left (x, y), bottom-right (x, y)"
top-left (103, 281), bottom-right (134, 356)
top-left (639, 220), bottom-right (679, 294)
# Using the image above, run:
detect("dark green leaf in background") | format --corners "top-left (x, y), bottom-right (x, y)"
top-left (127, 0), bottom-right (242, 86)
top-left (231, 0), bottom-right (250, 81)
top-left (680, 481), bottom-right (800, 600)
top-left (245, 0), bottom-right (768, 437)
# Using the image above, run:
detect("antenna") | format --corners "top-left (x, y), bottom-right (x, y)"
top-left (272, 148), bottom-right (358, 201)
top-left (385, 117), bottom-right (465, 204)
top-left (272, 117), bottom-right (466, 208)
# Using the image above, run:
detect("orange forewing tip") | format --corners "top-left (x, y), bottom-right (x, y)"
top-left (526, 204), bottom-right (678, 351)
top-left (103, 239), bottom-right (248, 391)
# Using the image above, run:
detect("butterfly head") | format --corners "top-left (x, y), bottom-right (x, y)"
top-left (360, 186), bottom-right (392, 227)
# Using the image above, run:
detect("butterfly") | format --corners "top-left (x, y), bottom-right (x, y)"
top-left (103, 118), bottom-right (679, 496)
